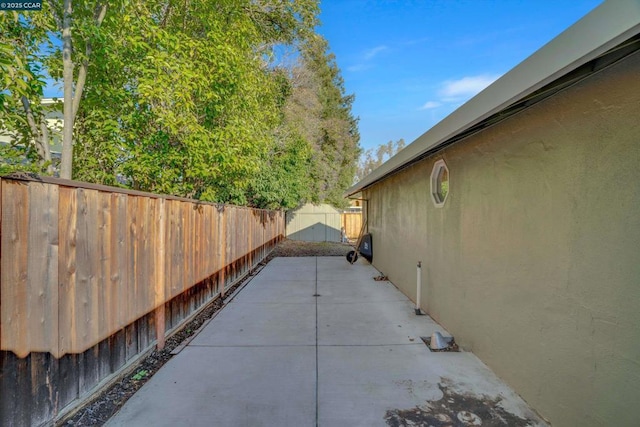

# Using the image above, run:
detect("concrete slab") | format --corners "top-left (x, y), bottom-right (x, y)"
top-left (255, 257), bottom-right (318, 281)
top-left (315, 278), bottom-right (407, 303)
top-left (318, 345), bottom-right (545, 427)
top-left (316, 256), bottom-right (382, 282)
top-left (318, 300), bottom-right (446, 346)
top-left (189, 301), bottom-right (316, 347)
top-left (106, 346), bottom-right (315, 427)
top-left (318, 344), bottom-right (439, 426)
top-left (267, 256), bottom-right (317, 266)
top-left (230, 278), bottom-right (316, 304)
top-left (107, 256), bottom-right (548, 427)
top-left (314, 260), bottom-right (406, 302)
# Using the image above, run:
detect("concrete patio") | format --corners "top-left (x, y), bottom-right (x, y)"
top-left (107, 256), bottom-right (547, 427)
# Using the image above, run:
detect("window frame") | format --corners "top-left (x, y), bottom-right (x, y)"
top-left (430, 159), bottom-right (449, 207)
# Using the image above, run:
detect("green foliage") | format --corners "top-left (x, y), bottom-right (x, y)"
top-left (247, 131), bottom-right (314, 209)
top-left (0, 144), bottom-right (49, 175)
top-left (356, 138), bottom-right (406, 182)
top-left (281, 35), bottom-right (361, 209)
top-left (73, 0), bottom-right (324, 207)
top-left (131, 369), bottom-right (148, 381)
top-left (2, 0), bottom-right (361, 210)
top-left (0, 7), bottom-right (57, 174)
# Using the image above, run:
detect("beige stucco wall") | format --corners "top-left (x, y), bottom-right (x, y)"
top-left (364, 50), bottom-right (640, 426)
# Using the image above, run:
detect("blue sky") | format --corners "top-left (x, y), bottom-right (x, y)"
top-left (316, 0), bottom-right (603, 151)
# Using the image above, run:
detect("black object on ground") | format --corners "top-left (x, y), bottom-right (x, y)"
top-left (359, 233), bottom-right (373, 262)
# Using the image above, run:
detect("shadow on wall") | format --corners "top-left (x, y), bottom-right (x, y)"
top-left (287, 222), bottom-right (342, 242)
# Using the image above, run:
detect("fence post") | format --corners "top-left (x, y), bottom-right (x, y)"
top-left (220, 208), bottom-right (226, 298)
top-left (155, 199), bottom-right (166, 349)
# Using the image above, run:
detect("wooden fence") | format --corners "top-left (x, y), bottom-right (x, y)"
top-left (341, 212), bottom-right (363, 239)
top-left (0, 175), bottom-right (284, 426)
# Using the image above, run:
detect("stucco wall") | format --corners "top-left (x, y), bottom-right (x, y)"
top-left (364, 50), bottom-right (640, 426)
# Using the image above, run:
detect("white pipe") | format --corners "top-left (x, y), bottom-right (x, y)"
top-left (416, 261), bottom-right (423, 315)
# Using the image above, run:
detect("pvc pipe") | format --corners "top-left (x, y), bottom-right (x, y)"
top-left (416, 261), bottom-right (423, 315)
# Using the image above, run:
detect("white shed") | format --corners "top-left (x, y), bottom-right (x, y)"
top-left (286, 203), bottom-right (342, 242)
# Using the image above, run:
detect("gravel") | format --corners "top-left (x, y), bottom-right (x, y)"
top-left (265, 239), bottom-right (353, 259)
top-left (59, 239), bottom-right (353, 426)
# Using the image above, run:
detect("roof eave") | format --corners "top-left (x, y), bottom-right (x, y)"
top-left (345, 0), bottom-right (640, 198)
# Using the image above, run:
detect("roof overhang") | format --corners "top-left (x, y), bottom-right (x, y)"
top-left (345, 0), bottom-right (640, 197)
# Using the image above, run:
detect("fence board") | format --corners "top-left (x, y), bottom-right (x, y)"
top-left (98, 192), bottom-right (112, 348)
top-left (220, 208), bottom-right (227, 296)
top-left (0, 352), bottom-right (31, 425)
top-left (1, 177), bottom-right (284, 359)
top-left (0, 179), bottom-right (1, 350)
top-left (155, 199), bottom-right (166, 348)
top-left (58, 187), bottom-right (77, 356)
top-left (342, 212), bottom-right (363, 239)
top-left (203, 205), bottom-right (212, 279)
top-left (30, 352), bottom-right (58, 426)
top-left (113, 194), bottom-right (128, 331)
top-left (58, 352), bottom-right (79, 412)
top-left (184, 203), bottom-right (194, 292)
top-left (135, 197), bottom-right (152, 317)
top-left (75, 188), bottom-right (100, 353)
top-left (27, 182), bottom-right (59, 355)
top-left (198, 205), bottom-right (205, 282)
top-left (0, 181), bottom-right (29, 357)
top-left (171, 201), bottom-right (184, 298)
top-left (126, 196), bottom-right (138, 326)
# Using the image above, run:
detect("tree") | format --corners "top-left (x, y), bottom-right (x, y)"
top-left (283, 35), bottom-right (361, 208)
top-left (355, 138), bottom-right (405, 182)
top-left (0, 9), bottom-right (55, 174)
top-left (2, 0), bottom-right (361, 211)
top-left (0, 1), bottom-right (112, 178)
top-left (72, 0), bottom-right (319, 205)
top-left (47, 0), bottom-right (109, 178)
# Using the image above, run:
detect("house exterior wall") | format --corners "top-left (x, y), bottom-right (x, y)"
top-left (363, 50), bottom-right (640, 426)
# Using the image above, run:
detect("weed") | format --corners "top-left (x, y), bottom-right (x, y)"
top-left (132, 370), bottom-right (148, 381)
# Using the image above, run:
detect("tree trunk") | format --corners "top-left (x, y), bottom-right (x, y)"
top-left (39, 118), bottom-right (53, 174)
top-left (60, 0), bottom-right (74, 179)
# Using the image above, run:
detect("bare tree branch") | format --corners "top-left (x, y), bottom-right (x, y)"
top-left (39, 117), bottom-right (53, 174)
top-left (47, 0), bottom-right (63, 29)
top-left (160, 2), bottom-right (173, 28)
top-left (20, 96), bottom-right (41, 138)
top-left (21, 95), bottom-right (53, 173)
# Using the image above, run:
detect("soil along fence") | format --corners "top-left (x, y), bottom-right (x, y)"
top-left (0, 175), bottom-right (284, 426)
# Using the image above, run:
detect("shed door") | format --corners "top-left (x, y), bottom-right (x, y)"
top-left (309, 214), bottom-right (326, 242)
top-left (286, 210), bottom-right (342, 242)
